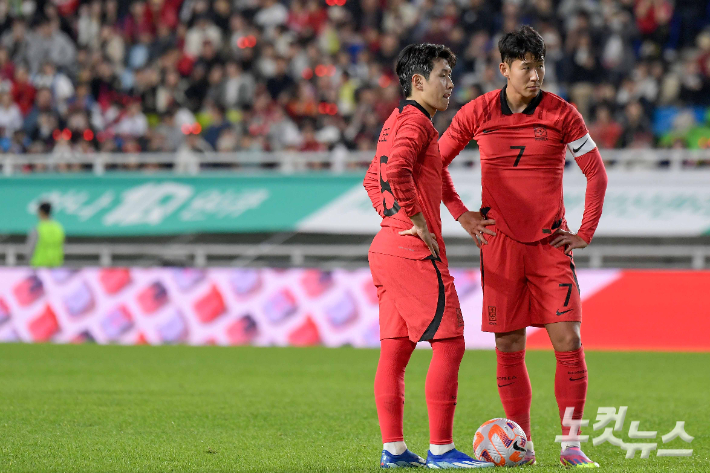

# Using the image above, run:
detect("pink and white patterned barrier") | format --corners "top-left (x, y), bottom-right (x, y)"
top-left (0, 267), bottom-right (634, 349)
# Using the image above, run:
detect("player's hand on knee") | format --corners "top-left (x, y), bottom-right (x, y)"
top-left (457, 211), bottom-right (496, 248)
top-left (550, 229), bottom-right (588, 255)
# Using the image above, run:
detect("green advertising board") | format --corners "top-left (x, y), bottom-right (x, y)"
top-left (3, 171), bottom-right (710, 237)
top-left (0, 173), bottom-right (363, 235)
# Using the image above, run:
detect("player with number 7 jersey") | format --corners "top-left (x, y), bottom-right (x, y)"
top-left (438, 26), bottom-right (608, 468)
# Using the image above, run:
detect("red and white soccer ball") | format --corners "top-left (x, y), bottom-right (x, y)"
top-left (473, 418), bottom-right (528, 467)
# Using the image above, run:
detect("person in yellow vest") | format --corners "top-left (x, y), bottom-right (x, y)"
top-left (27, 202), bottom-right (65, 267)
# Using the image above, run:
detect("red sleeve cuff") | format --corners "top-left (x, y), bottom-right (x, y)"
top-left (405, 202), bottom-right (423, 218)
top-left (449, 202), bottom-right (469, 221)
top-left (577, 232), bottom-right (592, 245)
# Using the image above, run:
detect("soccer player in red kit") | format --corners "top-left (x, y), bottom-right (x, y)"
top-left (364, 43), bottom-right (493, 469)
top-left (438, 26), bottom-right (608, 468)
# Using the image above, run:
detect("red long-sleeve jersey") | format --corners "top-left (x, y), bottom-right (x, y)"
top-left (364, 100), bottom-right (468, 264)
top-left (439, 86), bottom-right (607, 244)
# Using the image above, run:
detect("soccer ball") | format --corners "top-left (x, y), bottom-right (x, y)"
top-left (473, 418), bottom-right (528, 467)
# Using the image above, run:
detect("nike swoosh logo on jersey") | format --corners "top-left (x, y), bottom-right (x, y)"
top-left (482, 129), bottom-right (495, 134)
top-left (569, 376), bottom-right (586, 381)
top-left (497, 382), bottom-right (514, 387)
top-left (572, 139), bottom-right (588, 153)
top-left (556, 309), bottom-right (573, 316)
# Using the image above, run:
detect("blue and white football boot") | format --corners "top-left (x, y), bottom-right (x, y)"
top-left (426, 448), bottom-right (495, 469)
top-left (380, 449), bottom-right (427, 468)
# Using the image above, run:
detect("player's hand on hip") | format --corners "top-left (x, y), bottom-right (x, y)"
top-left (457, 211), bottom-right (496, 248)
top-left (550, 229), bottom-right (587, 255)
top-left (400, 212), bottom-right (440, 258)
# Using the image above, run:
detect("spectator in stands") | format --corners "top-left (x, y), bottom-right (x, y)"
top-left (176, 123), bottom-right (211, 173)
top-left (156, 68), bottom-right (187, 114)
top-left (203, 104), bottom-right (231, 150)
top-left (76, 2), bottom-right (103, 50)
top-left (589, 105), bottom-right (623, 149)
top-left (23, 88), bottom-right (56, 139)
top-left (25, 17), bottom-right (76, 75)
top-left (11, 64), bottom-right (36, 116)
top-left (115, 99), bottom-right (149, 139)
top-left (1, 18), bottom-right (29, 65)
top-left (185, 14), bottom-right (222, 58)
top-left (299, 121), bottom-right (324, 152)
top-left (0, 47), bottom-right (15, 81)
top-left (635, 0), bottom-right (674, 47)
top-left (266, 57), bottom-right (296, 100)
top-left (223, 60), bottom-right (255, 108)
top-left (30, 111), bottom-right (59, 146)
top-left (0, 87), bottom-right (22, 139)
top-left (32, 62), bottom-right (74, 107)
top-left (620, 101), bottom-right (655, 148)
top-left (267, 105), bottom-right (301, 151)
top-left (153, 108), bottom-right (184, 152)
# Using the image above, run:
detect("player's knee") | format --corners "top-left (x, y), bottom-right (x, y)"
top-left (494, 330), bottom-right (526, 352)
top-left (552, 332), bottom-right (581, 352)
top-left (431, 336), bottom-right (465, 360)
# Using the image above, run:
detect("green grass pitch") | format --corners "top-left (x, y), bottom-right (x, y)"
top-left (0, 344), bottom-right (708, 472)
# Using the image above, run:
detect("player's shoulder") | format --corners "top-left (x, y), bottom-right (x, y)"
top-left (462, 89), bottom-right (499, 113)
top-left (541, 90), bottom-right (583, 118)
top-left (453, 89), bottom-right (499, 132)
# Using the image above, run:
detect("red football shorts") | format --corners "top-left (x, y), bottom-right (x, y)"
top-left (369, 252), bottom-right (465, 342)
top-left (480, 230), bottom-right (582, 333)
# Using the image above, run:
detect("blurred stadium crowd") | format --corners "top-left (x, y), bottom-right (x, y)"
top-left (0, 0), bottom-right (710, 164)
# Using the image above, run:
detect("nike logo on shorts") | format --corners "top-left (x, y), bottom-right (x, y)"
top-left (556, 309), bottom-right (573, 316)
top-left (497, 382), bottom-right (514, 387)
top-left (569, 376), bottom-right (586, 381)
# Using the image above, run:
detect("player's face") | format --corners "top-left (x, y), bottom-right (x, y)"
top-left (419, 59), bottom-right (454, 113)
top-left (501, 53), bottom-right (545, 99)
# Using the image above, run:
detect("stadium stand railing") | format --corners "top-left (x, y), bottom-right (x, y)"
top-left (1, 242), bottom-right (708, 270)
top-left (3, 149), bottom-right (710, 174)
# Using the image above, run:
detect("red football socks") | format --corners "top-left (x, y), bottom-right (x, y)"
top-left (426, 336), bottom-right (466, 445)
top-left (375, 336), bottom-right (466, 445)
top-left (374, 337), bottom-right (416, 443)
top-left (496, 348), bottom-right (532, 440)
top-left (554, 347), bottom-right (588, 436)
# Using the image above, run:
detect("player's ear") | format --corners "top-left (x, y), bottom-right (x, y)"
top-left (412, 74), bottom-right (424, 92)
top-left (499, 62), bottom-right (509, 80)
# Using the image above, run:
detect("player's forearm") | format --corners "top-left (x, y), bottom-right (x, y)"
top-left (575, 148), bottom-right (608, 244)
top-left (442, 166), bottom-right (468, 220)
top-left (409, 212), bottom-right (428, 230)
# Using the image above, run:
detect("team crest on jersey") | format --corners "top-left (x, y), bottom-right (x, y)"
top-left (534, 126), bottom-right (548, 141)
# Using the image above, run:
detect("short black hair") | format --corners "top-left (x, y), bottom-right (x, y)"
top-left (498, 25), bottom-right (546, 65)
top-left (395, 43), bottom-right (457, 98)
top-left (39, 202), bottom-right (52, 216)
